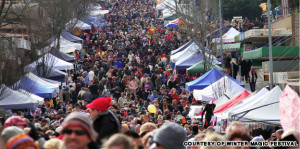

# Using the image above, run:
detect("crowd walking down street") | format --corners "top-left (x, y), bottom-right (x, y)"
top-left (0, 0), bottom-right (299, 149)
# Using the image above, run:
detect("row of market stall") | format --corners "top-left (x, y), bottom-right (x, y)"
top-left (0, 6), bottom-right (110, 110)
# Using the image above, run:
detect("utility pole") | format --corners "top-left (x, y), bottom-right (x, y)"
top-left (267, 0), bottom-right (273, 89)
top-left (219, 0), bottom-right (223, 66)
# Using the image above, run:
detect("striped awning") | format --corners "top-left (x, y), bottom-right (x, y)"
top-left (217, 43), bottom-right (241, 50)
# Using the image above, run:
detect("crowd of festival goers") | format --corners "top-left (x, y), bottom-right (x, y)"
top-left (0, 0), bottom-right (298, 149)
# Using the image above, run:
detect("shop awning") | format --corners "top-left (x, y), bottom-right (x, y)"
top-left (217, 43), bottom-right (241, 51)
top-left (243, 46), bottom-right (299, 60)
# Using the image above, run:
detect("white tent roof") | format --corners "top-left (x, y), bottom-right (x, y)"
top-left (193, 76), bottom-right (245, 102)
top-left (0, 84), bottom-right (39, 109)
top-left (26, 72), bottom-right (59, 92)
top-left (229, 86), bottom-right (282, 124)
top-left (171, 40), bottom-right (192, 55)
top-left (67, 19), bottom-right (91, 30)
top-left (218, 88), bottom-right (269, 119)
top-left (28, 53), bottom-right (74, 71)
top-left (18, 89), bottom-right (44, 105)
top-left (90, 10), bottom-right (109, 16)
top-left (51, 36), bottom-right (82, 53)
top-left (171, 42), bottom-right (199, 63)
top-left (212, 27), bottom-right (240, 43)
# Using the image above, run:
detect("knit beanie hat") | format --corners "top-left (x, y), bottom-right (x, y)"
top-left (5, 134), bottom-right (38, 149)
top-left (62, 112), bottom-right (97, 139)
top-left (4, 116), bottom-right (28, 127)
top-left (1, 126), bottom-right (24, 144)
top-left (152, 122), bottom-right (186, 149)
top-left (86, 96), bottom-right (112, 112)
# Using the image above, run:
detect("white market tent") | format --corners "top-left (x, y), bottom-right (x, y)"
top-left (171, 40), bottom-right (194, 55)
top-left (193, 76), bottom-right (245, 103)
top-left (67, 19), bottom-right (91, 30)
top-left (51, 36), bottom-right (82, 54)
top-left (26, 72), bottom-right (59, 92)
top-left (27, 53), bottom-right (74, 71)
top-left (0, 84), bottom-right (39, 109)
top-left (171, 42), bottom-right (200, 63)
top-left (212, 27), bottom-right (240, 43)
top-left (18, 89), bottom-right (44, 105)
top-left (216, 88), bottom-right (269, 119)
top-left (228, 86), bottom-right (282, 124)
top-left (90, 10), bottom-right (109, 16)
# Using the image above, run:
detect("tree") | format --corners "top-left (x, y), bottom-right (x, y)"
top-left (271, 0), bottom-right (299, 13)
top-left (163, 0), bottom-right (219, 72)
top-left (38, 0), bottom-right (92, 50)
top-left (222, 0), bottom-right (262, 20)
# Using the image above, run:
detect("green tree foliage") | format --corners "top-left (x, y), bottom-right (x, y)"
top-left (222, 0), bottom-right (263, 20)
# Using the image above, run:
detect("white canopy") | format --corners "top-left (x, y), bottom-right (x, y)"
top-left (217, 88), bottom-right (269, 119)
top-left (26, 72), bottom-right (59, 92)
top-left (171, 42), bottom-right (199, 63)
top-left (18, 89), bottom-right (44, 105)
top-left (90, 10), bottom-right (109, 16)
top-left (0, 84), bottom-right (39, 109)
top-left (67, 19), bottom-right (91, 30)
top-left (28, 53), bottom-right (74, 71)
top-left (51, 36), bottom-right (82, 53)
top-left (228, 86), bottom-right (282, 124)
top-left (212, 27), bottom-right (240, 43)
top-left (193, 76), bottom-right (245, 102)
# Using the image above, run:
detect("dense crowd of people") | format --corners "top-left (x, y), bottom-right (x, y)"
top-left (0, 0), bottom-right (299, 149)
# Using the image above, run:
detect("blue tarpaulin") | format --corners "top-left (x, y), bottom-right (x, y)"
top-left (14, 76), bottom-right (56, 98)
top-left (61, 31), bottom-right (83, 43)
top-left (185, 68), bottom-right (244, 91)
top-left (175, 51), bottom-right (220, 70)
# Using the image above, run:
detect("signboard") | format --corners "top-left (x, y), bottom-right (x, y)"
top-left (179, 21), bottom-right (185, 29)
top-left (73, 27), bottom-right (81, 36)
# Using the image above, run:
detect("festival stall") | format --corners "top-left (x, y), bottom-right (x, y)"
top-left (67, 19), bottom-right (91, 30)
top-left (193, 76), bottom-right (245, 102)
top-left (228, 86), bottom-right (282, 124)
top-left (61, 31), bottom-right (83, 44)
top-left (213, 90), bottom-right (250, 114)
top-left (0, 84), bottom-right (39, 109)
top-left (212, 27), bottom-right (240, 43)
top-left (35, 53), bottom-right (74, 71)
top-left (186, 61), bottom-right (224, 74)
top-left (51, 37), bottom-right (82, 54)
top-left (29, 64), bottom-right (68, 80)
top-left (171, 42), bottom-right (200, 63)
top-left (14, 76), bottom-right (56, 99)
top-left (175, 51), bottom-right (220, 70)
top-left (186, 68), bottom-right (244, 91)
top-left (49, 47), bottom-right (75, 62)
top-left (171, 40), bottom-right (194, 55)
top-left (18, 89), bottom-right (44, 105)
top-left (26, 73), bottom-right (60, 92)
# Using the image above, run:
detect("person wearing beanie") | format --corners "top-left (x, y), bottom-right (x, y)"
top-left (5, 133), bottom-right (39, 149)
top-left (4, 116), bottom-right (28, 129)
top-left (86, 96), bottom-right (121, 146)
top-left (1, 126), bottom-right (24, 145)
top-left (61, 112), bottom-right (97, 149)
top-left (150, 122), bottom-right (186, 149)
